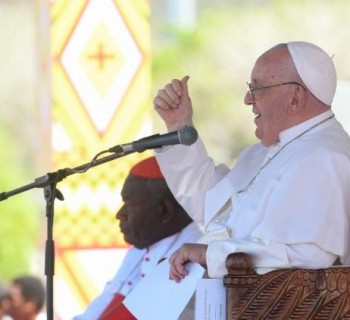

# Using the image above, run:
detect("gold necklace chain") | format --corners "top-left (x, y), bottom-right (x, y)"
top-left (237, 114), bottom-right (335, 194)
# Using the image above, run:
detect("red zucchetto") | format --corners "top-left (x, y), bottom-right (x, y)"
top-left (129, 156), bottom-right (164, 179)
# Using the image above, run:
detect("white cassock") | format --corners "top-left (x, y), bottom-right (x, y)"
top-left (155, 110), bottom-right (350, 277)
top-left (73, 222), bottom-right (202, 319)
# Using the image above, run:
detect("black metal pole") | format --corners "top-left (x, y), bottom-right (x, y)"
top-left (44, 183), bottom-right (56, 320)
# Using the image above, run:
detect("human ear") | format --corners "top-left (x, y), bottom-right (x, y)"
top-left (287, 85), bottom-right (305, 115)
top-left (159, 198), bottom-right (174, 224)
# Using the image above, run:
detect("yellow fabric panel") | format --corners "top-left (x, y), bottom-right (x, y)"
top-left (49, 0), bottom-right (152, 315)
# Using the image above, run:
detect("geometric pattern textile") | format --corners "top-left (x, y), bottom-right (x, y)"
top-left (49, 0), bottom-right (151, 318)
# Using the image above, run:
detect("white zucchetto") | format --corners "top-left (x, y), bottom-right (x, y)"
top-left (287, 41), bottom-right (337, 106)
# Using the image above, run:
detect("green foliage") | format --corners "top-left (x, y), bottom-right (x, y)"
top-left (0, 0), bottom-right (42, 282)
top-left (0, 131), bottom-right (42, 281)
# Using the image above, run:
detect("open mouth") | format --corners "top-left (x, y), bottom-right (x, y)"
top-left (253, 109), bottom-right (261, 119)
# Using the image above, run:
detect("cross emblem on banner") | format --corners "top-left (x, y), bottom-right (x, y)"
top-left (87, 43), bottom-right (115, 70)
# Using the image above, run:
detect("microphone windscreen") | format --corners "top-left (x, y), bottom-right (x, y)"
top-left (179, 126), bottom-right (198, 146)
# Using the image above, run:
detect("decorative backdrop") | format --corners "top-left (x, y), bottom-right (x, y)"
top-left (47, 0), bottom-right (151, 318)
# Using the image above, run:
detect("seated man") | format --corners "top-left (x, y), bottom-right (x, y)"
top-left (153, 41), bottom-right (350, 280)
top-left (6, 275), bottom-right (45, 320)
top-left (74, 156), bottom-right (202, 319)
top-left (153, 41), bottom-right (350, 318)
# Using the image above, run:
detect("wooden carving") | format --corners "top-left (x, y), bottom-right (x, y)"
top-left (224, 252), bottom-right (350, 320)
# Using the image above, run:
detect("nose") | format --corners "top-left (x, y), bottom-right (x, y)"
top-left (244, 91), bottom-right (254, 105)
top-left (115, 206), bottom-right (127, 221)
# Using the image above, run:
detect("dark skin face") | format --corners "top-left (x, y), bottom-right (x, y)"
top-left (116, 175), bottom-right (189, 249)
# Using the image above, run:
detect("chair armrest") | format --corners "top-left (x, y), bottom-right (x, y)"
top-left (224, 252), bottom-right (350, 320)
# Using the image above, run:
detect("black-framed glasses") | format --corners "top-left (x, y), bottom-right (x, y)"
top-left (246, 81), bottom-right (306, 99)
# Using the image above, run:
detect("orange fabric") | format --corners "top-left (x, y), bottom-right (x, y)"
top-left (130, 156), bottom-right (163, 179)
top-left (99, 294), bottom-right (136, 320)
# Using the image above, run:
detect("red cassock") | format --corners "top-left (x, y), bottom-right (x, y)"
top-left (99, 294), bottom-right (136, 320)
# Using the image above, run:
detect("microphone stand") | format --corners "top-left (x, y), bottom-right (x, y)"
top-left (0, 148), bottom-right (134, 320)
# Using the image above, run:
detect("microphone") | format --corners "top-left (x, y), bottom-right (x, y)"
top-left (109, 126), bottom-right (198, 154)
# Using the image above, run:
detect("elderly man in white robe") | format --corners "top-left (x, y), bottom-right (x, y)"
top-left (153, 41), bottom-right (350, 288)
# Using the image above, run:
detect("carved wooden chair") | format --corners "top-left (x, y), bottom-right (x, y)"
top-left (224, 252), bottom-right (350, 319)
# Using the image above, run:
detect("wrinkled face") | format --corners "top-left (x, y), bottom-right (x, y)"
top-left (116, 175), bottom-right (164, 249)
top-left (244, 45), bottom-right (298, 146)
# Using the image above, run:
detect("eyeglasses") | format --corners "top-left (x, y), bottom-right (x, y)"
top-left (246, 81), bottom-right (306, 99)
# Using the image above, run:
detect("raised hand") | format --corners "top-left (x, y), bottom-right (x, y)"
top-left (153, 76), bottom-right (194, 132)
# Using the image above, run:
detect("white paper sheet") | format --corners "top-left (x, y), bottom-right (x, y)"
top-left (195, 279), bottom-right (226, 320)
top-left (123, 258), bottom-right (205, 320)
